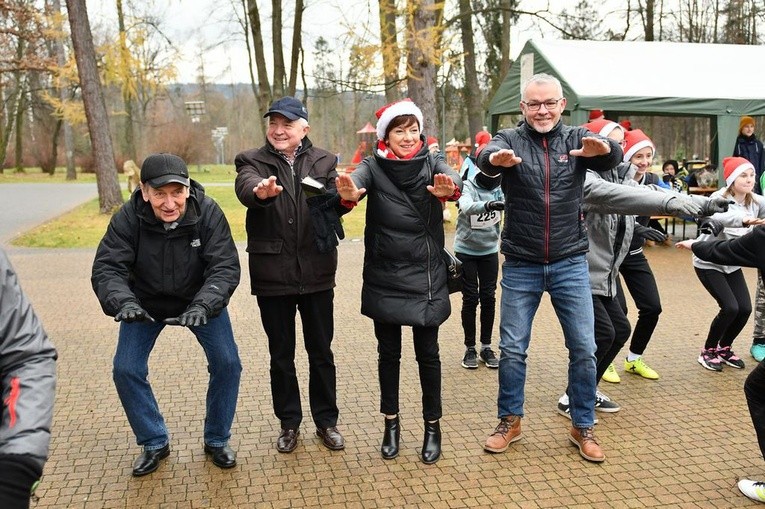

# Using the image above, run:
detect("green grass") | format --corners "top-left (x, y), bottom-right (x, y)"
top-left (0, 164), bottom-right (237, 184)
top-left (7, 167), bottom-right (457, 248)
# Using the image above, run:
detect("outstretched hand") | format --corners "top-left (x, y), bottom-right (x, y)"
top-left (254, 175), bottom-right (283, 200)
top-left (675, 239), bottom-right (696, 251)
top-left (569, 137), bottom-right (611, 157)
top-left (488, 149), bottom-right (522, 168)
top-left (427, 173), bottom-right (456, 198)
top-left (336, 174), bottom-right (366, 202)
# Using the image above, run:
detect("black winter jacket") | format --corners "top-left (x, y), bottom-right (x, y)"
top-left (91, 182), bottom-right (240, 321)
top-left (734, 134), bottom-right (765, 193)
top-left (477, 120), bottom-right (622, 263)
top-left (234, 137), bottom-right (343, 296)
top-left (350, 144), bottom-right (462, 327)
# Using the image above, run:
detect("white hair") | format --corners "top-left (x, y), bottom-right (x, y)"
top-left (521, 73), bottom-right (563, 100)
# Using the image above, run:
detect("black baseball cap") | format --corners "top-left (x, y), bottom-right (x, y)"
top-left (140, 153), bottom-right (190, 188)
top-left (264, 96), bottom-right (308, 122)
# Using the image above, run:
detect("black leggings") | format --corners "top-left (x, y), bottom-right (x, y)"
top-left (375, 322), bottom-right (442, 421)
top-left (745, 360), bottom-right (765, 461)
top-left (593, 294), bottom-right (632, 383)
top-left (695, 267), bottom-right (752, 350)
top-left (456, 252), bottom-right (499, 347)
top-left (617, 252), bottom-right (662, 355)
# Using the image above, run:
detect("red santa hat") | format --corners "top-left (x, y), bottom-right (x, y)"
top-left (588, 109), bottom-right (604, 121)
top-left (375, 99), bottom-right (424, 141)
top-left (622, 129), bottom-right (654, 162)
top-left (619, 119), bottom-right (632, 131)
top-left (723, 156), bottom-right (754, 187)
top-left (582, 119), bottom-right (623, 138)
top-left (427, 136), bottom-right (439, 150)
top-left (474, 130), bottom-right (491, 146)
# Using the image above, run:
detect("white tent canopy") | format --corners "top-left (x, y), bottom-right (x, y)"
top-left (487, 39), bottom-right (765, 171)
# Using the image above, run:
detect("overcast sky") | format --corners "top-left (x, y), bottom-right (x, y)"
top-left (83, 0), bottom-right (624, 85)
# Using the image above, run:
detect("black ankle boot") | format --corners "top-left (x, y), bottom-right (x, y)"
top-left (421, 420), bottom-right (441, 464)
top-left (381, 416), bottom-right (400, 459)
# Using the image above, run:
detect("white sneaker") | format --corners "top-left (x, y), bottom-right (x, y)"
top-left (738, 479), bottom-right (765, 502)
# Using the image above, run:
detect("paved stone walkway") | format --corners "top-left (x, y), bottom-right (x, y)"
top-left (6, 240), bottom-right (765, 508)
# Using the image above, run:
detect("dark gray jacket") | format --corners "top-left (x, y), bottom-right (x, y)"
top-left (0, 248), bottom-right (57, 470)
top-left (477, 120), bottom-right (622, 263)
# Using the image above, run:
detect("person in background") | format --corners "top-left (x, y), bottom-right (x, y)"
top-left (0, 248), bottom-right (57, 509)
top-left (661, 159), bottom-right (686, 193)
top-left (674, 226), bottom-right (765, 503)
top-left (454, 130), bottom-right (502, 370)
top-left (676, 157), bottom-right (765, 371)
top-left (615, 130), bottom-right (667, 381)
top-left (589, 109), bottom-right (604, 121)
top-left (427, 136), bottom-right (440, 155)
top-left (92, 153), bottom-right (242, 476)
top-left (335, 98), bottom-right (462, 465)
top-left (619, 119), bottom-right (632, 131)
top-left (234, 96), bottom-right (347, 455)
top-left (734, 116), bottom-right (765, 194)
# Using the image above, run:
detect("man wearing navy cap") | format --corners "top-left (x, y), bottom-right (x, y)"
top-left (235, 96), bottom-right (347, 453)
top-left (92, 153), bottom-right (242, 476)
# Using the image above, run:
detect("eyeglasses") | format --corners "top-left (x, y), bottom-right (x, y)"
top-left (522, 99), bottom-right (562, 112)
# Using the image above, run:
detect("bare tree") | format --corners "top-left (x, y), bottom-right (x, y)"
top-left (405, 0), bottom-right (442, 138)
top-left (48, 0), bottom-right (77, 179)
top-left (65, 0), bottom-right (122, 212)
top-left (457, 0), bottom-right (483, 140)
top-left (378, 0), bottom-right (400, 102)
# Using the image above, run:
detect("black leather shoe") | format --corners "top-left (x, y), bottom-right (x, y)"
top-left (381, 416), bottom-right (400, 460)
top-left (277, 428), bottom-right (299, 453)
top-left (421, 420), bottom-right (441, 465)
top-left (316, 426), bottom-right (345, 450)
top-left (132, 444), bottom-right (170, 477)
top-left (204, 444), bottom-right (237, 468)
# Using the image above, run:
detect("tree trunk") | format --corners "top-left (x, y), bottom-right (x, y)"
top-left (287, 0), bottom-right (304, 96)
top-left (240, 0), bottom-right (264, 142)
top-left (49, 0), bottom-right (77, 179)
top-left (406, 0), bottom-right (439, 140)
top-left (14, 79), bottom-right (25, 173)
top-left (271, 0), bottom-right (285, 97)
top-left (378, 0), bottom-right (400, 103)
top-left (458, 0), bottom-right (483, 141)
top-left (66, 0), bottom-right (122, 213)
top-left (117, 0), bottom-right (136, 161)
top-left (246, 0), bottom-right (272, 118)
top-left (500, 0), bottom-right (513, 79)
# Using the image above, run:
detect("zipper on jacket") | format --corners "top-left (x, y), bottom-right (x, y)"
top-left (543, 137), bottom-right (550, 263)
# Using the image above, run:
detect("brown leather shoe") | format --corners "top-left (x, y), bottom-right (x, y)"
top-left (569, 426), bottom-right (605, 462)
top-left (316, 426), bottom-right (345, 450)
top-left (277, 428), bottom-right (299, 453)
top-left (484, 415), bottom-right (522, 453)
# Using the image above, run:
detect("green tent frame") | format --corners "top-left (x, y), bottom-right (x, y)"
top-left (487, 39), bottom-right (765, 178)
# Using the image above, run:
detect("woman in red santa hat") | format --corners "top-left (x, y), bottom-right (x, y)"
top-left (676, 157), bottom-right (765, 371)
top-left (335, 99), bottom-right (462, 464)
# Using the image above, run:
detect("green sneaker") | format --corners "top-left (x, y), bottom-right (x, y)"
top-left (624, 356), bottom-right (660, 380)
top-left (601, 363), bottom-right (620, 383)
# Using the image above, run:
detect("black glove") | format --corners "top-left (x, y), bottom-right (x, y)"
top-left (634, 224), bottom-right (668, 242)
top-left (698, 218), bottom-right (724, 236)
top-left (700, 197), bottom-right (734, 216)
top-left (178, 305), bottom-right (208, 327)
top-left (484, 200), bottom-right (505, 211)
top-left (114, 302), bottom-right (154, 323)
top-left (306, 193), bottom-right (345, 254)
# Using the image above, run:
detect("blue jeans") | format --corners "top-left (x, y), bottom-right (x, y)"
top-left (113, 308), bottom-right (242, 449)
top-left (497, 254), bottom-right (597, 428)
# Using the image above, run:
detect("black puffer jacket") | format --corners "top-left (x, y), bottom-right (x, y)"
top-left (734, 133), bottom-right (765, 193)
top-left (350, 144), bottom-right (462, 327)
top-left (235, 138), bottom-right (344, 296)
top-left (477, 120), bottom-right (622, 263)
top-left (91, 181), bottom-right (240, 321)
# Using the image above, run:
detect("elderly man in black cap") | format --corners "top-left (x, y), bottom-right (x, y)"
top-left (234, 96), bottom-right (348, 453)
top-left (92, 153), bottom-right (242, 476)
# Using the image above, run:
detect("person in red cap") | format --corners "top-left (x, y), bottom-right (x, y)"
top-left (676, 157), bottom-right (765, 371)
top-left (588, 109), bottom-right (604, 121)
top-left (335, 98), bottom-right (462, 465)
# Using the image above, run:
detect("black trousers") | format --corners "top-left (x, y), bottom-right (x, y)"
top-left (695, 267), bottom-right (752, 350)
top-left (257, 290), bottom-right (338, 429)
top-left (456, 252), bottom-right (499, 347)
top-left (745, 360), bottom-right (765, 461)
top-left (593, 294), bottom-right (632, 383)
top-left (374, 321), bottom-right (442, 421)
top-left (617, 251), bottom-right (662, 355)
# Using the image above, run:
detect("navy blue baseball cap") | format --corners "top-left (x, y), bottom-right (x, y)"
top-left (264, 96), bottom-right (308, 122)
top-left (140, 153), bottom-right (190, 188)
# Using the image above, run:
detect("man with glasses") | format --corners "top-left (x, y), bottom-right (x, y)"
top-left (476, 73), bottom-right (623, 462)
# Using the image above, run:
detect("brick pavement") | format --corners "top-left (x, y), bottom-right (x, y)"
top-left (6, 240), bottom-right (765, 508)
